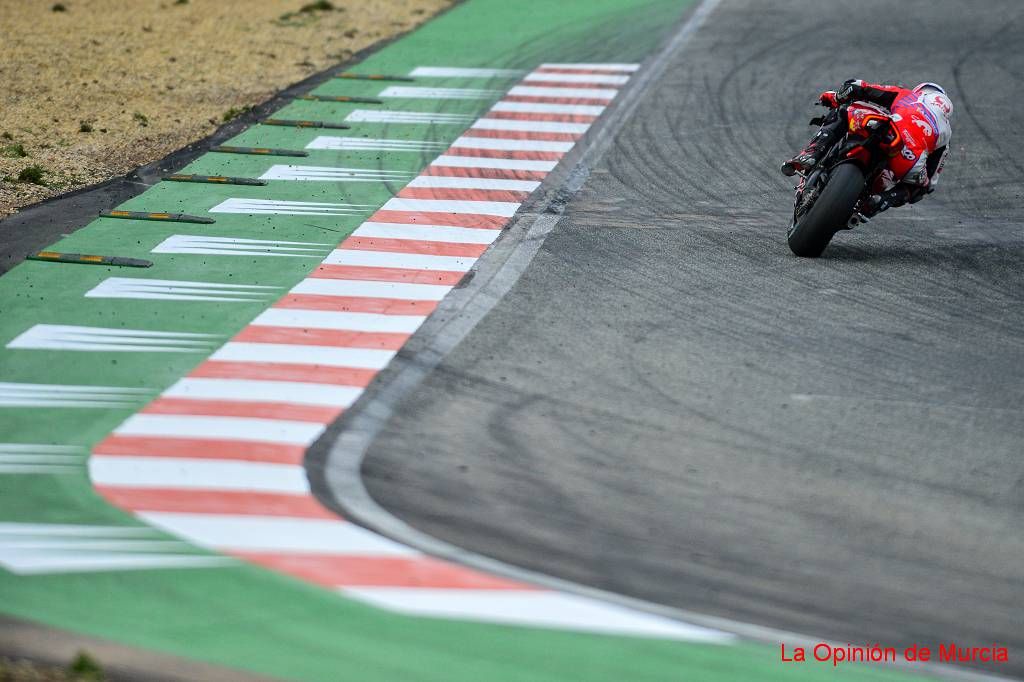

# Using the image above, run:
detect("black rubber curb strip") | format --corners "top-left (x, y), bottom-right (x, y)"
top-left (0, 0), bottom-right (467, 277)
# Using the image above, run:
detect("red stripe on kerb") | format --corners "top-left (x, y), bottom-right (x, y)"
top-left (274, 293), bottom-right (438, 315)
top-left (190, 361), bottom-right (377, 387)
top-left (93, 434), bottom-right (305, 464)
top-left (312, 264), bottom-right (466, 286)
top-left (443, 147), bottom-right (563, 162)
top-left (502, 95), bottom-right (610, 106)
top-left (460, 128), bottom-right (580, 142)
top-left (94, 486), bottom-right (336, 518)
top-left (235, 552), bottom-right (533, 589)
top-left (369, 210), bottom-right (507, 229)
top-left (423, 166), bottom-right (548, 181)
top-left (397, 186), bottom-right (532, 202)
top-left (142, 397), bottom-right (341, 424)
top-left (484, 111), bottom-right (596, 124)
top-left (339, 236), bottom-right (487, 258)
top-left (236, 325), bottom-right (410, 350)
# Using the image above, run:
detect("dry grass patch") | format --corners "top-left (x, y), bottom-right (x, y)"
top-left (0, 0), bottom-right (453, 217)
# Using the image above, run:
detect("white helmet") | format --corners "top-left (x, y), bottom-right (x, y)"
top-left (913, 82), bottom-right (952, 145)
top-left (913, 82), bottom-right (953, 120)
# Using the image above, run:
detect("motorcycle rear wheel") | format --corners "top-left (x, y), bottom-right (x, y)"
top-left (787, 162), bottom-right (865, 257)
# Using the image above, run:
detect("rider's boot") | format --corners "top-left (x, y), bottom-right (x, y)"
top-left (781, 121), bottom-right (843, 177)
top-left (862, 185), bottom-right (913, 217)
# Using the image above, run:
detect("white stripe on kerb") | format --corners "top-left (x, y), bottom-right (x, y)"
top-left (408, 67), bottom-right (524, 78)
top-left (324, 249), bottom-right (476, 272)
top-left (408, 175), bottom-right (541, 192)
top-left (470, 119), bottom-right (590, 135)
top-left (508, 86), bottom-right (617, 100)
top-left (341, 589), bottom-right (732, 642)
top-left (451, 136), bottom-right (573, 152)
top-left (381, 198), bottom-right (520, 218)
top-left (354, 222), bottom-right (499, 245)
top-left (115, 414), bottom-right (324, 445)
top-left (490, 101), bottom-right (606, 116)
top-left (291, 278), bottom-right (452, 301)
top-left (138, 512), bottom-right (417, 556)
top-left (539, 63), bottom-right (640, 72)
top-left (432, 155), bottom-right (557, 172)
top-left (164, 378), bottom-right (362, 408)
top-left (211, 342), bottom-right (396, 370)
top-left (89, 457), bottom-right (310, 494)
top-left (254, 308), bottom-right (426, 334)
top-left (524, 72), bottom-right (630, 85)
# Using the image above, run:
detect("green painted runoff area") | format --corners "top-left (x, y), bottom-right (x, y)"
top-left (0, 0), bottom-right (936, 679)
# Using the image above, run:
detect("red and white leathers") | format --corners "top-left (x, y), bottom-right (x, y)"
top-left (831, 80), bottom-right (953, 194)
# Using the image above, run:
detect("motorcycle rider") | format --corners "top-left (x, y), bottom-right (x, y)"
top-left (781, 80), bottom-right (952, 219)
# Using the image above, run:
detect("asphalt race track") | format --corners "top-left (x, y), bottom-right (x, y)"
top-left (358, 0), bottom-right (1024, 676)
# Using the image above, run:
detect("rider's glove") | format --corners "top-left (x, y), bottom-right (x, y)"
top-left (818, 90), bottom-right (839, 108)
top-left (836, 79), bottom-right (860, 103)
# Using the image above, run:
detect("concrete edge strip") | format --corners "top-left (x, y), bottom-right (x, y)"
top-left (310, 0), bottom-right (1015, 679)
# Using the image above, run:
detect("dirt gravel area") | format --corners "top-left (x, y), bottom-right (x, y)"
top-left (0, 0), bottom-right (453, 217)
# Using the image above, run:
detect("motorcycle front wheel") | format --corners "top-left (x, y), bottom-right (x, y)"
top-left (787, 162), bottom-right (865, 257)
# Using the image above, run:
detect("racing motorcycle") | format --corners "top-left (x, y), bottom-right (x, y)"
top-left (787, 101), bottom-right (906, 257)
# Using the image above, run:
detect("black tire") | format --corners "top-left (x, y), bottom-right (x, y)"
top-left (787, 163), bottom-right (865, 257)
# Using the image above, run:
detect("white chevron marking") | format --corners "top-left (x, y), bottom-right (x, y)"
top-left (345, 110), bottom-right (474, 125)
top-left (0, 383), bottom-right (151, 408)
top-left (86, 277), bottom-right (278, 302)
top-left (305, 136), bottom-right (448, 152)
top-left (408, 67), bottom-right (524, 78)
top-left (209, 198), bottom-right (375, 216)
top-left (0, 444), bottom-right (84, 475)
top-left (152, 235), bottom-right (331, 258)
top-left (260, 165), bottom-right (415, 183)
top-left (0, 523), bottom-right (229, 575)
top-left (378, 86), bottom-right (503, 100)
top-left (7, 325), bottom-right (217, 353)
